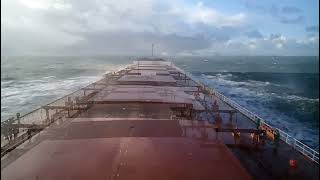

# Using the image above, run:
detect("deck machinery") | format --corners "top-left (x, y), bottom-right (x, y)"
top-left (1, 58), bottom-right (319, 180)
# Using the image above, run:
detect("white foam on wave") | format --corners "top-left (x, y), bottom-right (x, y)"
top-left (203, 74), bottom-right (272, 88)
top-left (206, 75), bottom-right (215, 79)
top-left (202, 74), bottom-right (318, 104)
top-left (1, 75), bottom-right (100, 120)
top-left (2, 62), bottom-right (130, 120)
top-left (197, 73), bottom-right (319, 149)
top-left (284, 95), bottom-right (319, 102)
top-left (42, 76), bottom-right (56, 79)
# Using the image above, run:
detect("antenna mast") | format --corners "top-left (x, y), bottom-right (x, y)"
top-left (152, 43), bottom-right (154, 57)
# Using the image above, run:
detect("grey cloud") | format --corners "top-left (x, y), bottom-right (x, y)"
top-left (306, 26), bottom-right (319, 32)
top-left (194, 24), bottom-right (246, 42)
top-left (281, 6), bottom-right (302, 14)
top-left (62, 31), bottom-right (212, 55)
top-left (245, 30), bottom-right (263, 38)
top-left (221, 36), bottom-right (317, 56)
top-left (155, 34), bottom-right (211, 53)
top-left (270, 6), bottom-right (305, 24)
top-left (269, 34), bottom-right (281, 39)
top-left (280, 15), bottom-right (304, 24)
top-left (269, 4), bottom-right (280, 16)
top-left (245, 0), bottom-right (267, 13)
top-left (2, 0), bottom-right (317, 56)
top-left (245, 2), bottom-right (305, 24)
top-left (245, 2), bottom-right (279, 16)
top-left (193, 31), bottom-right (318, 56)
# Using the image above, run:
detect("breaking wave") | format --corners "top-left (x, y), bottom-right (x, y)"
top-left (1, 76), bottom-right (100, 120)
top-left (1, 56), bottom-right (131, 121)
top-left (193, 71), bottom-right (319, 150)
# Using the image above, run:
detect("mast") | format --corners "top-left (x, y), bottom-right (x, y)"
top-left (152, 43), bottom-right (154, 57)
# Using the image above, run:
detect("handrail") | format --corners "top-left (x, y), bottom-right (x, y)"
top-left (1, 82), bottom-right (94, 126)
top-left (1, 71), bottom-right (120, 125)
top-left (1, 67), bottom-right (128, 152)
top-left (173, 64), bottom-right (319, 164)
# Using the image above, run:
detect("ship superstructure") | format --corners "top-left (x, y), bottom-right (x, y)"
top-left (1, 58), bottom-right (319, 180)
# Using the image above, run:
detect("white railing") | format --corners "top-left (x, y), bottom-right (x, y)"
top-left (1, 68), bottom-right (127, 124)
top-left (1, 67), bottom-right (129, 150)
top-left (173, 64), bottom-right (319, 164)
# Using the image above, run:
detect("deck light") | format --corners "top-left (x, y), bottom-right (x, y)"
top-left (289, 159), bottom-right (297, 168)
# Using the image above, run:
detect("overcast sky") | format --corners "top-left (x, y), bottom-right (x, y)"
top-left (1, 0), bottom-right (319, 56)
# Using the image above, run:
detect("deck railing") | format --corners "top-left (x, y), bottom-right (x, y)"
top-left (0, 80), bottom-right (101, 152)
top-left (0, 71), bottom-right (119, 152)
top-left (0, 69), bottom-right (126, 124)
top-left (1, 80), bottom-right (99, 126)
top-left (172, 64), bottom-right (319, 164)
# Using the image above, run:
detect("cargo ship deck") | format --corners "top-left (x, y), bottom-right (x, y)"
top-left (1, 58), bottom-right (319, 180)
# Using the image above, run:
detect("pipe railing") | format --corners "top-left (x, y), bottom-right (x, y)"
top-left (1, 69), bottom-right (126, 151)
top-left (172, 64), bottom-right (319, 164)
top-left (0, 71), bottom-right (121, 125)
top-left (1, 81), bottom-right (99, 150)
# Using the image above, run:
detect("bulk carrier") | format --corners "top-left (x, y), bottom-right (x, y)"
top-left (1, 58), bottom-right (319, 180)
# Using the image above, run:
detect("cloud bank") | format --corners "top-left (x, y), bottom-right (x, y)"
top-left (1, 0), bottom-right (319, 56)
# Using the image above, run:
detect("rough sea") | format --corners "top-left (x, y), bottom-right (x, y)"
top-left (1, 55), bottom-right (319, 150)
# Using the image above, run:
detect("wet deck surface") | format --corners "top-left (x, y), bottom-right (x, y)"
top-left (2, 137), bottom-right (251, 180)
top-left (1, 59), bottom-right (318, 180)
top-left (1, 114), bottom-right (252, 180)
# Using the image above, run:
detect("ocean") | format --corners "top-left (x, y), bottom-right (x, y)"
top-left (1, 55), bottom-right (319, 150)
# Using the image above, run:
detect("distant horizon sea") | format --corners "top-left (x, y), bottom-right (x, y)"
top-left (1, 55), bottom-right (319, 150)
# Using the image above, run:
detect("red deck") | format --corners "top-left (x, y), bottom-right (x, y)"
top-left (2, 138), bottom-right (251, 180)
